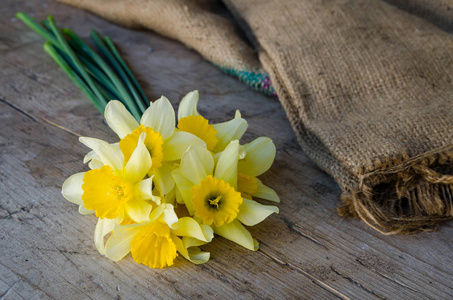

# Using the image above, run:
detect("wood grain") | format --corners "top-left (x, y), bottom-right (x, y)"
top-left (0, 1), bottom-right (452, 299)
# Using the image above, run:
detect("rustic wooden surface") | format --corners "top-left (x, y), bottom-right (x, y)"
top-left (1, 1), bottom-right (452, 299)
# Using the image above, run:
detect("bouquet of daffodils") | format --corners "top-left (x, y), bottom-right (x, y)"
top-left (62, 91), bottom-right (279, 268)
top-left (17, 13), bottom-right (279, 269)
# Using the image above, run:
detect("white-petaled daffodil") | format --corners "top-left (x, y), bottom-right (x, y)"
top-left (172, 141), bottom-right (278, 251)
top-left (101, 203), bottom-right (213, 269)
top-left (62, 133), bottom-right (159, 223)
top-left (104, 97), bottom-right (206, 196)
top-left (177, 90), bottom-right (248, 153)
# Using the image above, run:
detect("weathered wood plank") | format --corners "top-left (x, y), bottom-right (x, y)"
top-left (1, 0), bottom-right (452, 299)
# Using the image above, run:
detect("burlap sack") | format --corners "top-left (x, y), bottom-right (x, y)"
top-left (56, 0), bottom-right (453, 234)
top-left (55, 0), bottom-right (276, 96)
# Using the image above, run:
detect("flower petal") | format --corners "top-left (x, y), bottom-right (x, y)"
top-left (125, 199), bottom-right (153, 223)
top-left (162, 131), bottom-right (206, 161)
top-left (161, 204), bottom-right (179, 229)
top-left (79, 137), bottom-right (124, 172)
top-left (141, 96), bottom-right (175, 141)
top-left (78, 204), bottom-right (94, 215)
top-left (180, 145), bottom-right (214, 186)
top-left (214, 219), bottom-right (257, 251)
top-left (122, 132), bottom-right (151, 182)
top-left (172, 236), bottom-right (210, 265)
top-left (238, 137), bottom-right (276, 176)
top-left (62, 172), bottom-right (85, 205)
top-left (138, 177), bottom-right (160, 204)
top-left (94, 218), bottom-right (115, 255)
top-left (215, 140), bottom-right (239, 189)
top-left (172, 217), bottom-right (213, 242)
top-left (213, 113), bottom-right (248, 153)
top-left (178, 90), bottom-right (200, 120)
top-left (172, 169), bottom-right (195, 214)
top-left (237, 198), bottom-right (279, 226)
top-left (254, 178), bottom-right (280, 202)
top-left (105, 100), bottom-right (139, 139)
top-left (151, 163), bottom-right (175, 196)
top-left (104, 223), bottom-right (143, 261)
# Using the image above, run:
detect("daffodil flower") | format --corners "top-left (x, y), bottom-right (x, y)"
top-left (172, 141), bottom-right (279, 251)
top-left (104, 97), bottom-right (206, 196)
top-left (62, 133), bottom-right (159, 223)
top-left (177, 90), bottom-right (248, 153)
top-left (230, 137), bottom-right (280, 202)
top-left (101, 203), bottom-right (213, 269)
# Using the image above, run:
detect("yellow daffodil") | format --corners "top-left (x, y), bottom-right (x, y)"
top-left (62, 133), bottom-right (159, 223)
top-left (100, 203), bottom-right (213, 269)
top-left (226, 137), bottom-right (280, 202)
top-left (177, 91), bottom-right (248, 153)
top-left (104, 97), bottom-right (206, 196)
top-left (172, 141), bottom-right (278, 251)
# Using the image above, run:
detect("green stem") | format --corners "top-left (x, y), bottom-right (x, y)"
top-left (104, 36), bottom-right (149, 107)
top-left (16, 13), bottom-right (61, 49)
top-left (44, 43), bottom-right (104, 114)
top-left (64, 28), bottom-right (142, 120)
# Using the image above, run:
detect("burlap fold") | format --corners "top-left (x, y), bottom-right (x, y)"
top-left (56, 0), bottom-right (453, 234)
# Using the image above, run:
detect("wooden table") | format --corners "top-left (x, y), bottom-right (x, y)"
top-left (1, 1), bottom-right (452, 299)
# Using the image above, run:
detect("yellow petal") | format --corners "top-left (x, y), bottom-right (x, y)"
top-left (137, 177), bottom-right (156, 202)
top-left (79, 137), bottom-right (124, 172)
top-left (151, 163), bottom-right (175, 196)
top-left (125, 199), bottom-right (153, 223)
top-left (104, 223), bottom-right (143, 261)
top-left (214, 219), bottom-right (257, 251)
top-left (122, 132), bottom-right (151, 183)
top-left (140, 96), bottom-right (175, 141)
top-left (178, 90), bottom-right (200, 120)
top-left (177, 115), bottom-right (218, 151)
top-left (162, 130), bottom-right (206, 161)
top-left (254, 178), bottom-right (280, 202)
top-left (62, 172), bottom-right (85, 205)
top-left (238, 137), bottom-right (276, 177)
top-left (161, 204), bottom-right (179, 229)
top-left (94, 218), bottom-right (116, 255)
top-left (172, 168), bottom-right (195, 214)
top-left (215, 140), bottom-right (239, 189)
top-left (237, 198), bottom-right (279, 226)
top-left (173, 235), bottom-right (210, 265)
top-left (105, 100), bottom-right (139, 139)
top-left (213, 114), bottom-right (248, 153)
top-left (180, 145), bottom-right (214, 185)
top-left (172, 217), bottom-right (212, 242)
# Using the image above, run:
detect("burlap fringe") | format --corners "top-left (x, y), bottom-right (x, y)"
top-left (339, 150), bottom-right (453, 235)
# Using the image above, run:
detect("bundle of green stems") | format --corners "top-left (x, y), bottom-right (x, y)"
top-left (16, 12), bottom-right (148, 121)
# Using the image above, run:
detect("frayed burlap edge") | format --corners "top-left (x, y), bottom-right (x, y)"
top-left (260, 50), bottom-right (453, 235)
top-left (339, 145), bottom-right (453, 235)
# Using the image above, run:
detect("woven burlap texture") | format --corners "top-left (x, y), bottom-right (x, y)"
top-left (57, 0), bottom-right (453, 234)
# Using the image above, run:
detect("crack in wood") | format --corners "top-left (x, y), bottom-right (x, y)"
top-left (0, 97), bottom-right (37, 121)
top-left (0, 280), bottom-right (20, 300)
top-left (259, 250), bottom-right (349, 300)
top-left (330, 266), bottom-right (386, 300)
top-left (281, 216), bottom-right (329, 250)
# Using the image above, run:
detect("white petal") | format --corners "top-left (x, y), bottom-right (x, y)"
top-left (151, 163), bottom-right (175, 196)
top-left (237, 198), bottom-right (279, 226)
top-left (78, 204), bottom-right (94, 215)
top-left (238, 137), bottom-right (276, 176)
top-left (172, 236), bottom-right (210, 265)
top-left (140, 96), bottom-right (175, 141)
top-left (180, 145), bottom-right (214, 186)
top-left (254, 179), bottom-right (280, 202)
top-left (213, 116), bottom-right (248, 153)
top-left (122, 132), bottom-right (151, 182)
top-left (61, 172), bottom-right (85, 205)
top-left (172, 169), bottom-right (195, 215)
top-left (125, 200), bottom-right (153, 223)
top-left (178, 90), bottom-right (200, 120)
top-left (104, 100), bottom-right (139, 139)
top-left (94, 218), bottom-right (116, 255)
top-left (137, 177), bottom-right (160, 204)
top-left (104, 223), bottom-right (143, 261)
top-left (79, 137), bottom-right (124, 171)
top-left (215, 140), bottom-right (239, 189)
top-left (172, 217), bottom-right (212, 242)
top-left (162, 131), bottom-right (206, 161)
top-left (214, 219), bottom-right (256, 251)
